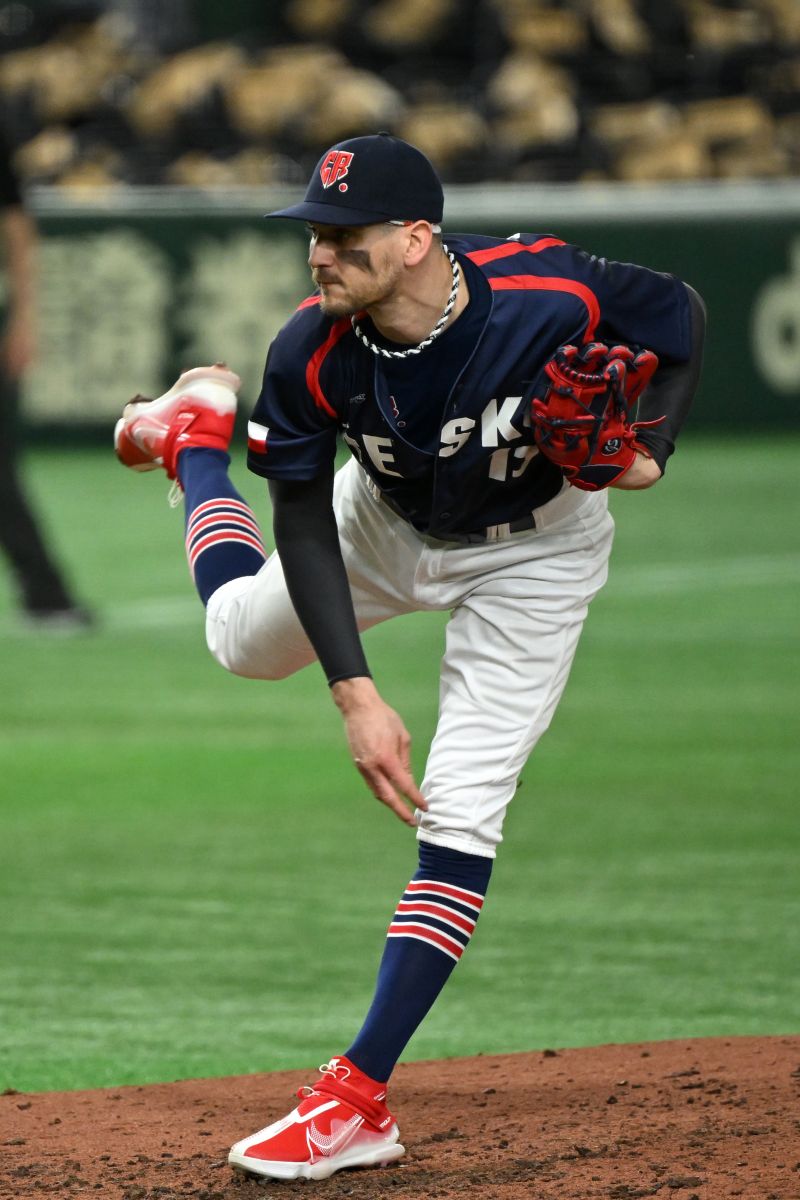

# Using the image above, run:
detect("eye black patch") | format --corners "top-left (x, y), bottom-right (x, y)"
top-left (337, 248), bottom-right (375, 274)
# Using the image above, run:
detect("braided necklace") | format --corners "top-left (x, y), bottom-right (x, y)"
top-left (351, 244), bottom-right (460, 360)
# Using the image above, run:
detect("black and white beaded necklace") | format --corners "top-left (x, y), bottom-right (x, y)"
top-left (350, 245), bottom-right (460, 360)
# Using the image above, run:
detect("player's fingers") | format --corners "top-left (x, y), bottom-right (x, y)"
top-left (388, 731), bottom-right (426, 810)
top-left (372, 774), bottom-right (418, 825)
top-left (354, 760), bottom-right (417, 825)
top-left (392, 765), bottom-right (427, 811)
top-left (399, 730), bottom-right (415, 776)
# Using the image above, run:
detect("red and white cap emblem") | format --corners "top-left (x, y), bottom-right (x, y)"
top-left (319, 150), bottom-right (354, 193)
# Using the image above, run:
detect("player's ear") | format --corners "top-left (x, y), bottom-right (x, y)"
top-left (403, 220), bottom-right (435, 267)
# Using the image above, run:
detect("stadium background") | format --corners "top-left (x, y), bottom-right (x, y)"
top-left (0, 0), bottom-right (797, 1096)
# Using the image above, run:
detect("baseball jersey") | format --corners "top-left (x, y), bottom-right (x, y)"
top-left (248, 233), bottom-right (692, 540)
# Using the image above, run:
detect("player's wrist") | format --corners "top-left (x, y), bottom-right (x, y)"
top-left (331, 675), bottom-right (379, 713)
top-left (612, 452), bottom-right (662, 490)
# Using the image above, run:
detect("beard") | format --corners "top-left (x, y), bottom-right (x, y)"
top-left (314, 247), bottom-right (399, 318)
top-left (317, 288), bottom-right (362, 319)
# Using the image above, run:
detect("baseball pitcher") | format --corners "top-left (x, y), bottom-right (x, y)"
top-left (114, 133), bottom-right (706, 1182)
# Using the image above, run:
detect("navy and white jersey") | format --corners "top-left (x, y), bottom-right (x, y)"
top-left (247, 232), bottom-right (692, 540)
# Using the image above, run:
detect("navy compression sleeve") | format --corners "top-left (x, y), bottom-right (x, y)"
top-left (269, 464), bottom-right (371, 686)
top-left (634, 285), bottom-right (707, 473)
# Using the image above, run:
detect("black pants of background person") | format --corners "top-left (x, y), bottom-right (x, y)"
top-left (0, 366), bottom-right (88, 623)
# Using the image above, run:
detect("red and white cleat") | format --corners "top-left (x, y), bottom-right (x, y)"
top-left (114, 364), bottom-right (240, 480)
top-left (228, 1057), bottom-right (405, 1181)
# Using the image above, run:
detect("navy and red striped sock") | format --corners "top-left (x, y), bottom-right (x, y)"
top-left (344, 841), bottom-right (492, 1084)
top-left (178, 448), bottom-right (267, 605)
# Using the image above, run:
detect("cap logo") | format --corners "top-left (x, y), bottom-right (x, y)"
top-left (320, 150), bottom-right (354, 192)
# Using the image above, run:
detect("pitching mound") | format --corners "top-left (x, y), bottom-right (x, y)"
top-left (2, 1036), bottom-right (798, 1199)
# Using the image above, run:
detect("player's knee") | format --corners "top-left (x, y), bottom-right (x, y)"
top-left (203, 578), bottom-right (280, 679)
top-left (205, 634), bottom-right (296, 681)
top-left (203, 575), bottom-right (312, 681)
top-left (416, 814), bottom-right (499, 859)
top-left (417, 772), bottom-right (523, 856)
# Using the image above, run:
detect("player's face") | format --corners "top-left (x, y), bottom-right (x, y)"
top-left (306, 223), bottom-right (404, 317)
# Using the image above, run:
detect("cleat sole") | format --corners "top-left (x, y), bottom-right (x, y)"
top-left (228, 1139), bottom-right (405, 1181)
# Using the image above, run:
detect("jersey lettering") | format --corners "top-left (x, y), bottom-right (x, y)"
top-left (341, 431), bottom-right (363, 463)
top-left (363, 434), bottom-right (403, 477)
top-left (481, 397), bottom-right (523, 447)
top-left (253, 230), bottom-right (690, 531)
top-left (488, 444), bottom-right (540, 482)
top-left (439, 418), bottom-right (476, 458)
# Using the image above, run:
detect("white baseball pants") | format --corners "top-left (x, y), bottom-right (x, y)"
top-left (205, 459), bottom-right (614, 858)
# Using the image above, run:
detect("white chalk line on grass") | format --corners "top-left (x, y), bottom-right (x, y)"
top-left (0, 554), bottom-right (797, 636)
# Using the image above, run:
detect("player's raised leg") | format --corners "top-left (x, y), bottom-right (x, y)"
top-left (114, 366), bottom-right (268, 605)
top-left (115, 388), bottom-right (418, 685)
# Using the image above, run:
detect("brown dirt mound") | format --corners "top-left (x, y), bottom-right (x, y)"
top-left (2, 1036), bottom-right (798, 1199)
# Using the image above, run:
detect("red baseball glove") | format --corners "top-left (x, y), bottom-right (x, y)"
top-left (530, 342), bottom-right (661, 491)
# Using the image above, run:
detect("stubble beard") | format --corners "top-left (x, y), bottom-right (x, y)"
top-left (317, 290), bottom-right (361, 319)
top-left (315, 248), bottom-right (398, 319)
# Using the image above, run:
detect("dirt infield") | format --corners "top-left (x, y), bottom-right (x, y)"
top-left (2, 1036), bottom-right (798, 1199)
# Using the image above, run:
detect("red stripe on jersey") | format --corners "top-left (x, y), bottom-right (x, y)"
top-left (297, 295), bottom-right (322, 310)
top-left (387, 922), bottom-right (464, 959)
top-left (489, 275), bottom-right (600, 341)
top-left (395, 901), bottom-right (476, 934)
top-left (466, 237), bottom-right (565, 266)
top-left (527, 237), bottom-right (567, 253)
top-left (405, 879), bottom-right (485, 909)
top-left (306, 318), bottom-right (350, 418)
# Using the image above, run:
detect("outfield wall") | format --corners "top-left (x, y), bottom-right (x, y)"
top-left (15, 179), bottom-right (800, 431)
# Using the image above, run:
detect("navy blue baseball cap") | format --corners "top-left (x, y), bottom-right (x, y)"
top-left (266, 132), bottom-right (444, 226)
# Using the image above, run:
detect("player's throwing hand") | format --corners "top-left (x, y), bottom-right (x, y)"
top-left (332, 678), bottom-right (428, 825)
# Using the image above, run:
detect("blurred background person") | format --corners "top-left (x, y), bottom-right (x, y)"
top-left (0, 130), bottom-right (92, 630)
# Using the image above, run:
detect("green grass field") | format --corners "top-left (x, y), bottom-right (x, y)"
top-left (0, 436), bottom-right (798, 1093)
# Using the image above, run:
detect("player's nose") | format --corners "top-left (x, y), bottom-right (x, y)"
top-left (308, 239), bottom-right (335, 269)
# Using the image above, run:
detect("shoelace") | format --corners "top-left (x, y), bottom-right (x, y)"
top-left (350, 245), bottom-right (460, 359)
top-left (297, 1058), bottom-right (350, 1100)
